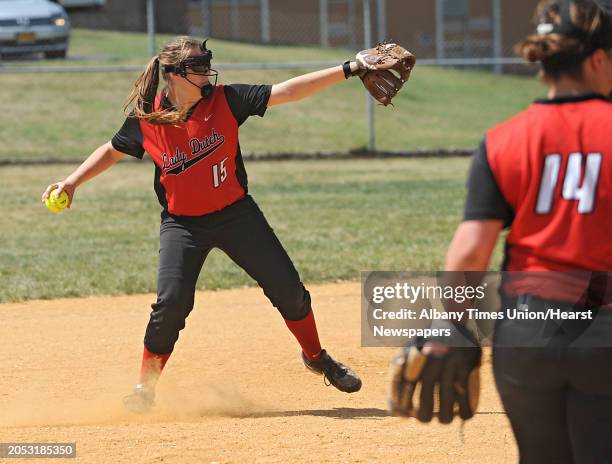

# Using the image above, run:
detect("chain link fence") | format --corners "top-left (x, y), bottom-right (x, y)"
top-left (1, 0), bottom-right (540, 68)
top-left (0, 0), bottom-right (543, 162)
top-left (186, 0), bottom-right (536, 63)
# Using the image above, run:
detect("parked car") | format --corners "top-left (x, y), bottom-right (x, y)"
top-left (0, 0), bottom-right (70, 59)
top-left (55, 0), bottom-right (105, 8)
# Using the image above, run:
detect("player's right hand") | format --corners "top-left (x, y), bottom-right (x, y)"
top-left (388, 323), bottom-right (482, 424)
top-left (42, 181), bottom-right (75, 208)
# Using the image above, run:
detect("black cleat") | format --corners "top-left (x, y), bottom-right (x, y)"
top-left (302, 349), bottom-right (362, 393)
top-left (123, 384), bottom-right (155, 413)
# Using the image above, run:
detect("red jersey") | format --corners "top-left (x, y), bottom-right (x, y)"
top-left (112, 83), bottom-right (271, 216)
top-left (139, 87), bottom-right (244, 216)
top-left (464, 94), bottom-right (612, 302)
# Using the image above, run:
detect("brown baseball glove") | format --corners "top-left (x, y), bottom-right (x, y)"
top-left (355, 42), bottom-right (416, 106)
top-left (388, 322), bottom-right (481, 424)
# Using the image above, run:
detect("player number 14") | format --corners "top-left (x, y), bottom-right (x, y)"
top-left (536, 152), bottom-right (602, 214)
top-left (212, 157), bottom-right (228, 188)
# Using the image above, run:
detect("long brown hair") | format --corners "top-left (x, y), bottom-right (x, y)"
top-left (124, 36), bottom-right (205, 125)
top-left (516, 0), bottom-right (610, 80)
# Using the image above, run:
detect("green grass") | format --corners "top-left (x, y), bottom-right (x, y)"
top-left (65, 29), bottom-right (351, 64)
top-left (0, 30), bottom-right (519, 303)
top-left (1, 29), bottom-right (352, 66)
top-left (0, 159), bottom-right (506, 303)
top-left (0, 30), bottom-right (545, 161)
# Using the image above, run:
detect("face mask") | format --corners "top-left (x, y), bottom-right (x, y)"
top-left (162, 42), bottom-right (218, 99)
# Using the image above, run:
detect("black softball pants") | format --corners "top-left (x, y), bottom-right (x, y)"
top-left (144, 195), bottom-right (311, 355)
top-left (493, 295), bottom-right (612, 464)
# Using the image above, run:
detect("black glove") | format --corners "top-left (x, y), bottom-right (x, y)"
top-left (388, 321), bottom-right (482, 424)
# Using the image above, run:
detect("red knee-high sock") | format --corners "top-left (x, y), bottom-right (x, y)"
top-left (139, 346), bottom-right (171, 387)
top-left (285, 310), bottom-right (322, 362)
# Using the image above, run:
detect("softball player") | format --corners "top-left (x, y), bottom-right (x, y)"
top-left (41, 37), bottom-right (369, 412)
top-left (445, 0), bottom-right (612, 462)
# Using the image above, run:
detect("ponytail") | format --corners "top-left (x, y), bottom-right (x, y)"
top-left (123, 54), bottom-right (188, 125)
top-left (124, 55), bottom-right (159, 118)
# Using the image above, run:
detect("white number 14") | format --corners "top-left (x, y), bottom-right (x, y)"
top-left (536, 152), bottom-right (602, 214)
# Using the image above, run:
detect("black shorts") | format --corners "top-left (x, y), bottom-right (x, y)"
top-left (144, 195), bottom-right (312, 354)
top-left (493, 294), bottom-right (612, 464)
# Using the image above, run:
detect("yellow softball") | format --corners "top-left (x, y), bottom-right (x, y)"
top-left (45, 189), bottom-right (69, 213)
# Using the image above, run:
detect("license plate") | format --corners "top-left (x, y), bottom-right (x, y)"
top-left (15, 32), bottom-right (36, 44)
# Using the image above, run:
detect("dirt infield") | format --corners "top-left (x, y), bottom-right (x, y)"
top-left (0, 282), bottom-right (517, 463)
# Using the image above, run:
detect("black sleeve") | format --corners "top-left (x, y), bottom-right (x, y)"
top-left (111, 115), bottom-right (145, 159)
top-left (224, 84), bottom-right (272, 126)
top-left (463, 139), bottom-right (514, 227)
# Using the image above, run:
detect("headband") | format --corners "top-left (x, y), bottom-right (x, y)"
top-left (536, 0), bottom-right (612, 52)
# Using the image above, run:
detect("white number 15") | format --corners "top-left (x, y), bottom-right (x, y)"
top-left (212, 157), bottom-right (228, 188)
